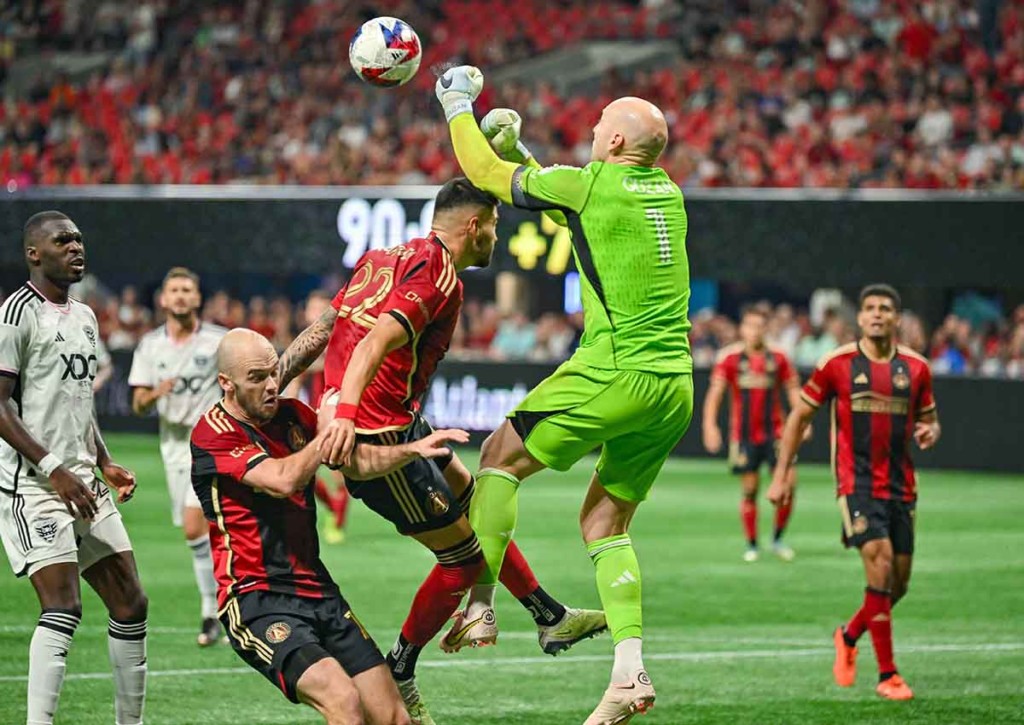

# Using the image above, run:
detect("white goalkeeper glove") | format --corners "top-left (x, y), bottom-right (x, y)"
top-left (435, 65), bottom-right (484, 122)
top-left (480, 108), bottom-right (534, 164)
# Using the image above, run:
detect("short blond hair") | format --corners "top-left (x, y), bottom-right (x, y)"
top-left (163, 266), bottom-right (200, 289)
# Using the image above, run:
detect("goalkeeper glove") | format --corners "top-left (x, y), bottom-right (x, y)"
top-left (435, 65), bottom-right (484, 122)
top-left (480, 108), bottom-right (534, 164)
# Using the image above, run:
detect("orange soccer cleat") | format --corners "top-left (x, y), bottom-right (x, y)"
top-left (832, 626), bottom-right (858, 687)
top-left (876, 674), bottom-right (914, 701)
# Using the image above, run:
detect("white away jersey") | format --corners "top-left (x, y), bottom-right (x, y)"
top-left (0, 284), bottom-right (102, 493)
top-left (128, 322), bottom-right (226, 467)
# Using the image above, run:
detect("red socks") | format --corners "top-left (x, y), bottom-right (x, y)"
top-left (773, 498), bottom-right (793, 541)
top-left (400, 556), bottom-right (485, 646)
top-left (497, 541), bottom-right (539, 598)
top-left (741, 497), bottom-right (758, 546)
top-left (845, 587), bottom-right (895, 673)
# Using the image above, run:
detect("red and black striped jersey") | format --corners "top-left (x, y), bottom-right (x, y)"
top-left (712, 344), bottom-right (798, 444)
top-left (190, 398), bottom-right (337, 610)
top-left (801, 343), bottom-right (937, 502)
top-left (325, 233), bottom-right (462, 434)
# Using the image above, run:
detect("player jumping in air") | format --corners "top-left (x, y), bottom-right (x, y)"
top-left (129, 267), bottom-right (228, 645)
top-left (0, 211), bottom-right (147, 725)
top-left (191, 328), bottom-right (465, 725)
top-left (279, 178), bottom-right (606, 725)
top-left (768, 284), bottom-right (940, 701)
top-left (703, 306), bottom-right (805, 562)
top-left (435, 67), bottom-right (694, 724)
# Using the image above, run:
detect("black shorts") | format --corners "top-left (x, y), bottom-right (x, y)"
top-left (221, 590), bottom-right (384, 703)
top-left (838, 493), bottom-right (916, 555)
top-left (729, 440), bottom-right (778, 474)
top-left (348, 413), bottom-right (461, 535)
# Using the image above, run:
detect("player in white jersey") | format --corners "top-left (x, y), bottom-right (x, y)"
top-left (128, 267), bottom-right (227, 645)
top-left (0, 211), bottom-right (148, 725)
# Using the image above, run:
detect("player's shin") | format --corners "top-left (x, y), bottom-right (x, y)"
top-left (467, 468), bottom-right (521, 607)
top-left (27, 609), bottom-right (81, 725)
top-left (108, 618), bottom-right (148, 725)
top-left (187, 534), bottom-right (218, 620)
top-left (389, 536), bottom-right (485, 676)
top-left (587, 534), bottom-right (645, 682)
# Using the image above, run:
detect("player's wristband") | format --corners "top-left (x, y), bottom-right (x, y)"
top-left (334, 403), bottom-right (359, 420)
top-left (443, 98), bottom-right (474, 123)
top-left (37, 454), bottom-right (61, 478)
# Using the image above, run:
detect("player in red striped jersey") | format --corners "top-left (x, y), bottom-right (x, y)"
top-left (769, 284), bottom-right (940, 701)
top-left (703, 306), bottom-right (805, 562)
top-left (279, 179), bottom-right (605, 725)
top-left (191, 328), bottom-right (465, 724)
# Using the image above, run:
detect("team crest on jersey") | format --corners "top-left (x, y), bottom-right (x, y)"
top-left (427, 489), bottom-right (450, 516)
top-left (852, 515), bottom-right (869, 535)
top-left (892, 370), bottom-right (910, 390)
top-left (265, 621), bottom-right (292, 644)
top-left (287, 424), bottom-right (308, 452)
top-left (83, 326), bottom-right (96, 346)
top-left (194, 355), bottom-right (210, 367)
top-left (33, 518), bottom-right (58, 543)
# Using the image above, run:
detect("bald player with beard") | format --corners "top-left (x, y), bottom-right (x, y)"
top-left (190, 329), bottom-right (466, 725)
top-left (435, 70), bottom-right (694, 723)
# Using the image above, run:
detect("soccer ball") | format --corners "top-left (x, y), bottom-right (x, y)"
top-left (349, 16), bottom-right (422, 87)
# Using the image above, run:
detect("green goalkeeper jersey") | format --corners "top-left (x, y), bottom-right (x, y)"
top-left (511, 162), bottom-right (692, 374)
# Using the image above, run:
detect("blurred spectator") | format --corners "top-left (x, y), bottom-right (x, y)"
top-left (490, 311), bottom-right (537, 360)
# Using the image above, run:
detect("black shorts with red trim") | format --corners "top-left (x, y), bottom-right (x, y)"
top-left (728, 440), bottom-right (779, 475)
top-left (348, 413), bottom-right (461, 535)
top-left (838, 492), bottom-right (916, 555)
top-left (221, 590), bottom-right (384, 703)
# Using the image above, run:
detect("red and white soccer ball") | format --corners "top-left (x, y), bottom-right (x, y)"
top-left (349, 16), bottom-right (422, 87)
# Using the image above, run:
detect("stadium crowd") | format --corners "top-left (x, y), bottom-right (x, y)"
top-left (1, 0), bottom-right (1023, 189)
top-left (12, 279), bottom-right (1021, 378)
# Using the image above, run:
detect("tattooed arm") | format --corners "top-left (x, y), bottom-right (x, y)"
top-left (278, 305), bottom-right (337, 391)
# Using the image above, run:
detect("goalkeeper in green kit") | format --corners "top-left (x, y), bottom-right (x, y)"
top-left (435, 66), bottom-right (693, 724)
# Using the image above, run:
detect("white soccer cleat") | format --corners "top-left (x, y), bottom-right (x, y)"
top-left (583, 670), bottom-right (656, 725)
top-left (539, 607), bottom-right (608, 656)
top-left (743, 547), bottom-right (760, 563)
top-left (396, 677), bottom-right (436, 725)
top-left (439, 604), bottom-right (498, 653)
top-left (772, 541), bottom-right (795, 562)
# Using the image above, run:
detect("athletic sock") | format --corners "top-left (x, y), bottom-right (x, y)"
top-left (773, 496), bottom-right (794, 542)
top-left (388, 535), bottom-right (485, 679)
top-left (187, 535), bottom-right (218, 619)
top-left (313, 477), bottom-right (333, 507)
top-left (611, 636), bottom-right (646, 684)
top-left (499, 541), bottom-right (567, 627)
top-left (332, 484), bottom-right (350, 528)
top-left (588, 534), bottom-right (642, 643)
top-left (862, 589), bottom-right (896, 675)
top-left (741, 496), bottom-right (758, 547)
top-left (844, 586), bottom-right (887, 644)
top-left (27, 609), bottom-right (80, 725)
top-left (469, 468), bottom-right (521, 585)
top-left (108, 618), bottom-right (147, 725)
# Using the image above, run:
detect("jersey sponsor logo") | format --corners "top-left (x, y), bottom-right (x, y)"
top-left (60, 353), bottom-right (98, 381)
top-left (622, 177), bottom-right (676, 195)
top-left (173, 376), bottom-right (210, 394)
top-left (287, 424), bottom-right (308, 452)
top-left (194, 355), bottom-right (211, 367)
top-left (264, 621), bottom-right (292, 644)
top-left (426, 489), bottom-right (450, 516)
top-left (33, 518), bottom-right (59, 543)
top-left (850, 392), bottom-right (910, 416)
top-left (737, 372), bottom-right (774, 390)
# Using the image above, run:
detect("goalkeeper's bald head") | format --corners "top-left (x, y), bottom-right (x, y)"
top-left (593, 97), bottom-right (668, 167)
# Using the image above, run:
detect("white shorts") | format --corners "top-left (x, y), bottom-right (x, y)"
top-left (165, 465), bottom-right (202, 527)
top-left (1, 485), bottom-right (133, 578)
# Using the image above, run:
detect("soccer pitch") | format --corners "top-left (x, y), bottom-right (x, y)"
top-left (1, 434), bottom-right (1022, 725)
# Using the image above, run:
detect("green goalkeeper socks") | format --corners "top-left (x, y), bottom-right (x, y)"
top-left (588, 534), bottom-right (643, 643)
top-left (469, 468), bottom-right (521, 585)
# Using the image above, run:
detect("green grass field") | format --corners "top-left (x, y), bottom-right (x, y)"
top-left (1, 433), bottom-right (1022, 725)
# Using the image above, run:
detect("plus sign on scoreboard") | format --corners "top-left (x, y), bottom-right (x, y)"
top-left (504, 214), bottom-right (575, 274)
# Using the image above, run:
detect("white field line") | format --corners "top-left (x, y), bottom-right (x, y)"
top-left (0, 642), bottom-right (1019, 683)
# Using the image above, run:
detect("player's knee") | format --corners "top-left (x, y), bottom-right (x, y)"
top-left (891, 579), bottom-right (909, 605)
top-left (108, 590), bottom-right (148, 623)
top-left (379, 705), bottom-right (412, 725)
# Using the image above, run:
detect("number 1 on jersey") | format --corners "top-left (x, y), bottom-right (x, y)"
top-left (645, 209), bottom-right (673, 265)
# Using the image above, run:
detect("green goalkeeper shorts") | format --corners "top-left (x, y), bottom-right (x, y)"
top-left (508, 360), bottom-right (693, 502)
